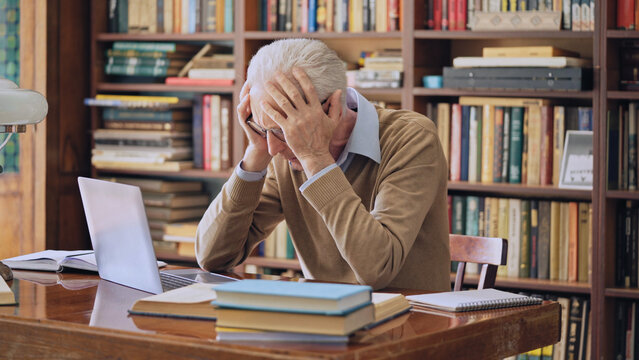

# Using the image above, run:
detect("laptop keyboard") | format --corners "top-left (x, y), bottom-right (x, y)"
top-left (160, 272), bottom-right (197, 292)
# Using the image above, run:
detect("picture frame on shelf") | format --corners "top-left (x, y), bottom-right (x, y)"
top-left (558, 130), bottom-right (593, 190)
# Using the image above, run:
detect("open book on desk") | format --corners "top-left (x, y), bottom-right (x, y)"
top-left (406, 288), bottom-right (543, 313)
top-left (2, 250), bottom-right (166, 272)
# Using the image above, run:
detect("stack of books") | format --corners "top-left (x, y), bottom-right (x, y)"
top-left (100, 177), bottom-right (208, 252)
top-left (162, 221), bottom-right (199, 256)
top-left (444, 46), bottom-right (592, 91)
top-left (166, 43), bottom-right (235, 86)
top-left (353, 49), bottom-right (403, 89)
top-left (213, 280), bottom-right (375, 341)
top-left (104, 41), bottom-right (198, 80)
top-left (87, 94), bottom-right (194, 172)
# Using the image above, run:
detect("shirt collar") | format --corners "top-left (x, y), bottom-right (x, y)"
top-left (335, 88), bottom-right (381, 166)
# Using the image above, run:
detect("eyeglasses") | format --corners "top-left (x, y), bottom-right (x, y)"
top-left (246, 115), bottom-right (287, 143)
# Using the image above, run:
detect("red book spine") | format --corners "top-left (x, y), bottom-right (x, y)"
top-left (457, 0), bottom-right (466, 30)
top-left (388, 0), bottom-right (400, 31)
top-left (434, 0), bottom-right (442, 29)
top-left (618, 0), bottom-right (636, 29)
top-left (301, 0), bottom-right (309, 32)
top-left (448, 0), bottom-right (457, 31)
top-left (539, 106), bottom-right (554, 186)
top-left (202, 94), bottom-right (212, 171)
top-left (267, 0), bottom-right (278, 31)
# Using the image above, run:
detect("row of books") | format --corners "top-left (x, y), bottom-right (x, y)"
top-left (107, 0), bottom-right (233, 34)
top-left (608, 102), bottom-right (639, 191)
top-left (426, 98), bottom-right (592, 185)
top-left (616, 0), bottom-right (639, 30)
top-left (614, 300), bottom-right (639, 360)
top-left (256, 0), bottom-right (401, 32)
top-left (620, 40), bottom-right (639, 91)
top-left (104, 41), bottom-right (200, 78)
top-left (616, 201), bottom-right (639, 289)
top-left (424, 0), bottom-right (594, 31)
top-left (449, 195), bottom-right (592, 283)
top-left (507, 295), bottom-right (589, 360)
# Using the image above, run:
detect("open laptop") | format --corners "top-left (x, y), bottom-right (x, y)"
top-left (77, 176), bottom-right (236, 294)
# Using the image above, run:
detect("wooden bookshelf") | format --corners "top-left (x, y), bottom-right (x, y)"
top-left (448, 181), bottom-right (592, 200)
top-left (452, 273), bottom-right (592, 294)
top-left (604, 288), bottom-right (639, 300)
top-left (95, 168), bottom-right (232, 179)
top-left (86, 0), bottom-right (611, 357)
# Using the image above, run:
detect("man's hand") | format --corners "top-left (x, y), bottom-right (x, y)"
top-left (260, 67), bottom-right (342, 177)
top-left (236, 82), bottom-right (272, 172)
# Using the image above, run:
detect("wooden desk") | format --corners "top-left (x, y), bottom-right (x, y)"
top-left (0, 271), bottom-right (560, 359)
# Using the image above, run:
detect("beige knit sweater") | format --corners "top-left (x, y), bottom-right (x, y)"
top-left (196, 106), bottom-right (451, 291)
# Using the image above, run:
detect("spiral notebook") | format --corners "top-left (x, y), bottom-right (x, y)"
top-left (406, 288), bottom-right (543, 312)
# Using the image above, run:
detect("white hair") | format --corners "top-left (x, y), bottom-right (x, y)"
top-left (246, 39), bottom-right (347, 106)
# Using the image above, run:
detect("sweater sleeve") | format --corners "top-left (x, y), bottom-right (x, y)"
top-left (301, 125), bottom-right (447, 290)
top-left (196, 163), bottom-right (284, 271)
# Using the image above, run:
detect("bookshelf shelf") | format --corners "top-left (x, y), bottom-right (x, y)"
top-left (96, 168), bottom-right (232, 179)
top-left (96, 83), bottom-right (236, 93)
top-left (606, 190), bottom-right (639, 200)
top-left (413, 88), bottom-right (594, 99)
top-left (606, 30), bottom-right (639, 38)
top-left (413, 30), bottom-right (594, 39)
top-left (604, 288), bottom-right (639, 299)
top-left (96, 33), bottom-right (235, 41)
top-left (447, 181), bottom-right (592, 200)
top-left (244, 256), bottom-right (302, 271)
top-left (454, 273), bottom-right (591, 294)
top-left (607, 91), bottom-right (639, 100)
top-left (242, 31), bottom-right (402, 40)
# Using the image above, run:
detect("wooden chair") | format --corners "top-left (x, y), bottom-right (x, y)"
top-left (449, 234), bottom-right (508, 291)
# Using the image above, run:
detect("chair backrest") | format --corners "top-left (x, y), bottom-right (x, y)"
top-left (449, 234), bottom-right (508, 291)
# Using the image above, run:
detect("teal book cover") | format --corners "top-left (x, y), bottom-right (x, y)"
top-left (213, 280), bottom-right (372, 315)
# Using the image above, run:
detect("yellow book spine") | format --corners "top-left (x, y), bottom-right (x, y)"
top-left (481, 105), bottom-right (494, 184)
top-left (95, 94), bottom-right (180, 103)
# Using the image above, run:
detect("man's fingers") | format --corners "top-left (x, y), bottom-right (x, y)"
top-left (275, 72), bottom-right (307, 109)
top-left (292, 67), bottom-right (319, 107)
top-left (264, 81), bottom-right (296, 116)
top-left (260, 101), bottom-right (289, 128)
top-left (328, 89), bottom-right (342, 123)
top-left (240, 81), bottom-right (250, 99)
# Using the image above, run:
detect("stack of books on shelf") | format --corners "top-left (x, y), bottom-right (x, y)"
top-left (163, 221), bottom-right (198, 256)
top-left (426, 97), bottom-right (592, 186)
top-left (88, 94), bottom-right (195, 172)
top-left (256, 0), bottom-right (401, 33)
top-left (424, 0), bottom-right (593, 31)
top-left (444, 46), bottom-right (592, 91)
top-left (449, 195), bottom-right (592, 283)
top-left (100, 177), bottom-right (209, 254)
top-left (608, 102), bottom-right (639, 191)
top-left (166, 43), bottom-right (235, 86)
top-left (348, 49), bottom-right (402, 89)
top-left (614, 300), bottom-right (638, 359)
top-left (104, 42), bottom-right (199, 80)
top-left (213, 280), bottom-right (376, 342)
top-left (107, 0), bottom-right (234, 34)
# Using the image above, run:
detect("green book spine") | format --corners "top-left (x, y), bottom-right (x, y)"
top-left (451, 195), bottom-right (466, 272)
top-left (509, 107), bottom-right (524, 183)
top-left (113, 41), bottom-right (177, 52)
top-left (520, 200), bottom-right (531, 278)
top-left (537, 201), bottom-right (551, 280)
top-left (117, 0), bottom-right (129, 33)
top-left (102, 108), bottom-right (178, 121)
top-left (107, 56), bottom-right (174, 67)
top-left (465, 196), bottom-right (480, 236)
top-left (224, 0), bottom-right (234, 32)
top-left (286, 229), bottom-right (295, 259)
top-left (104, 64), bottom-right (170, 77)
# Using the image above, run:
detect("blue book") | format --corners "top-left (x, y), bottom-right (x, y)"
top-left (213, 280), bottom-right (372, 315)
top-left (192, 97), bottom-right (203, 169)
top-left (224, 0), bottom-right (234, 32)
top-left (460, 105), bottom-right (470, 181)
top-left (308, 0), bottom-right (317, 32)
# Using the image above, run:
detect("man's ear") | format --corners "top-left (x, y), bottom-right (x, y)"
top-left (326, 89), bottom-right (342, 120)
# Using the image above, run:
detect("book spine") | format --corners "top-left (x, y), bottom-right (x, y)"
top-left (509, 107), bottom-right (524, 183)
top-left (553, 106), bottom-right (565, 186)
top-left (540, 106), bottom-right (554, 186)
top-left (568, 202), bottom-right (579, 282)
top-left (481, 105), bottom-right (494, 184)
top-left (619, 0), bottom-right (636, 28)
top-left (468, 106), bottom-right (478, 182)
top-left (529, 200), bottom-right (539, 279)
top-left (508, 200), bottom-right (522, 278)
top-left (309, 0), bottom-right (318, 32)
top-left (225, 0), bottom-right (234, 32)
top-left (492, 107), bottom-right (504, 183)
top-left (202, 94), bottom-right (212, 171)
top-left (537, 201), bottom-right (551, 280)
top-left (192, 96), bottom-right (203, 169)
top-left (450, 104), bottom-right (462, 181)
top-left (113, 41), bottom-right (176, 52)
top-left (501, 108), bottom-right (510, 182)
top-left (460, 106), bottom-right (470, 181)
top-left (577, 202), bottom-right (590, 283)
top-left (519, 200), bottom-right (531, 278)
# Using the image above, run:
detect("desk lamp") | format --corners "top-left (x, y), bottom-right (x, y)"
top-left (0, 78), bottom-right (48, 173)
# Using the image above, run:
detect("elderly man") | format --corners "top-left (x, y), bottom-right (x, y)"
top-left (196, 39), bottom-right (450, 291)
